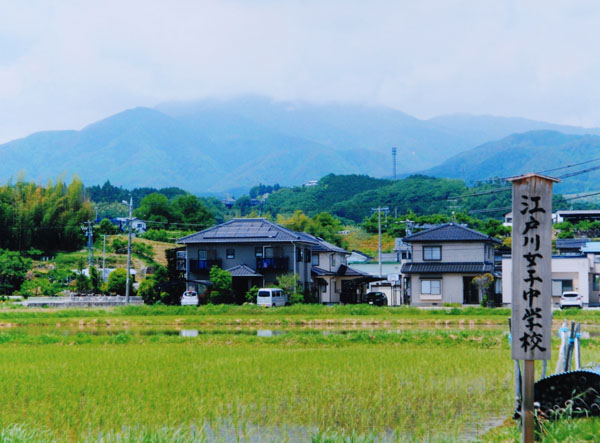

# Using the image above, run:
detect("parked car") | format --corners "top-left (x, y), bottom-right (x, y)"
top-left (560, 291), bottom-right (583, 309)
top-left (181, 290), bottom-right (199, 306)
top-left (364, 291), bottom-right (388, 306)
top-left (256, 288), bottom-right (288, 307)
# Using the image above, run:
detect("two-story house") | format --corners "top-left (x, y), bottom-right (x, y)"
top-left (400, 223), bottom-right (501, 306)
top-left (178, 218), bottom-right (318, 302)
top-left (308, 236), bottom-right (374, 304)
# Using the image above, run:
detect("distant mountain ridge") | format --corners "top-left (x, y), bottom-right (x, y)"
top-left (1, 95), bottom-right (599, 193)
top-left (421, 130), bottom-right (600, 194)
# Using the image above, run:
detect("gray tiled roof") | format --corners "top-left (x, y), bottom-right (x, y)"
top-left (401, 261), bottom-right (495, 274)
top-left (311, 265), bottom-right (371, 277)
top-left (336, 265), bottom-right (371, 277)
top-left (555, 238), bottom-right (590, 249)
top-left (178, 218), bottom-right (319, 245)
top-left (311, 267), bottom-right (335, 276)
top-left (225, 264), bottom-right (263, 277)
top-left (403, 223), bottom-right (501, 244)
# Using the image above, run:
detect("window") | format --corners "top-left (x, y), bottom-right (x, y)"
top-left (312, 254), bottom-right (320, 266)
top-left (297, 248), bottom-right (303, 262)
top-left (423, 246), bottom-right (442, 261)
top-left (226, 249), bottom-right (235, 259)
top-left (421, 279), bottom-right (441, 295)
top-left (552, 279), bottom-right (573, 296)
top-left (198, 250), bottom-right (207, 260)
top-left (305, 249), bottom-right (311, 263)
top-left (330, 254), bottom-right (336, 268)
top-left (255, 247), bottom-right (263, 258)
top-left (594, 275), bottom-right (600, 292)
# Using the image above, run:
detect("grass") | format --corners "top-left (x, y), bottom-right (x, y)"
top-left (1, 304), bottom-right (599, 328)
top-left (0, 337), bottom-right (515, 441)
top-left (0, 307), bottom-right (598, 440)
top-left (484, 416), bottom-right (600, 442)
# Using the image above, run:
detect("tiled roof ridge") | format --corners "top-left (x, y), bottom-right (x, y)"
top-left (403, 222), bottom-right (500, 243)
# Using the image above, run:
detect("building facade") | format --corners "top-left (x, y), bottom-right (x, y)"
top-left (401, 223), bottom-right (501, 306)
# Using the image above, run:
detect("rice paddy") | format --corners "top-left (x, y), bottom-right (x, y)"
top-left (0, 306), bottom-right (598, 441)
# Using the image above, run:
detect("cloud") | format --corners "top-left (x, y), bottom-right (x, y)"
top-left (1, 0), bottom-right (600, 142)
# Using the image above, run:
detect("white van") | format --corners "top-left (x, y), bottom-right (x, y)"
top-left (257, 288), bottom-right (288, 307)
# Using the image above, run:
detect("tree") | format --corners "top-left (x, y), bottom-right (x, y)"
top-left (208, 266), bottom-right (233, 304)
top-left (0, 249), bottom-right (32, 294)
top-left (111, 237), bottom-right (128, 254)
top-left (245, 286), bottom-right (259, 303)
top-left (233, 195), bottom-right (252, 216)
top-left (276, 273), bottom-right (303, 304)
top-left (170, 195), bottom-right (215, 229)
top-left (134, 193), bottom-right (172, 225)
top-left (96, 218), bottom-right (119, 235)
top-left (89, 266), bottom-right (102, 293)
top-left (472, 273), bottom-right (494, 306)
top-left (107, 268), bottom-right (133, 296)
top-left (137, 277), bottom-right (161, 305)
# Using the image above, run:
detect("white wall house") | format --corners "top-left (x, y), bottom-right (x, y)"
top-left (502, 249), bottom-right (600, 307)
top-left (401, 223), bottom-right (501, 306)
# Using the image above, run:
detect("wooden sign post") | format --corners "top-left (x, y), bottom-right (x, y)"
top-left (508, 173), bottom-right (559, 443)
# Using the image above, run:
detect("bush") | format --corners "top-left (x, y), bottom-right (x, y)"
top-left (111, 237), bottom-right (128, 254)
top-left (276, 273), bottom-right (303, 304)
top-left (107, 268), bottom-right (134, 296)
top-left (18, 278), bottom-right (63, 297)
top-left (137, 277), bottom-right (161, 304)
top-left (208, 266), bottom-right (233, 304)
top-left (245, 286), bottom-right (259, 303)
top-left (132, 242), bottom-right (154, 261)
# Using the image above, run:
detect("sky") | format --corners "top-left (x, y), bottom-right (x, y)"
top-left (1, 0), bottom-right (600, 143)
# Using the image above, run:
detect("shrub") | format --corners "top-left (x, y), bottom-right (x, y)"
top-left (111, 237), bottom-right (128, 254)
top-left (137, 277), bottom-right (161, 305)
top-left (276, 273), bottom-right (303, 304)
top-left (245, 286), bottom-right (259, 303)
top-left (18, 278), bottom-right (63, 297)
top-left (107, 268), bottom-right (134, 296)
top-left (208, 266), bottom-right (233, 304)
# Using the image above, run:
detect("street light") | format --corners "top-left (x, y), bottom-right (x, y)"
top-left (122, 197), bottom-right (133, 304)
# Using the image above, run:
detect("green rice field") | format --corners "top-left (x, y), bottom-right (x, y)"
top-left (0, 305), bottom-right (599, 441)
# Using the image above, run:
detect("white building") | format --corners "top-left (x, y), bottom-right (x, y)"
top-left (502, 250), bottom-right (600, 307)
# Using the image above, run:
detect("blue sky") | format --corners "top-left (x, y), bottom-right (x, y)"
top-left (1, 0), bottom-right (599, 142)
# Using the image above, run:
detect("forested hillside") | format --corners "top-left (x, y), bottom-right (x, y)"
top-left (263, 174), bottom-right (516, 222)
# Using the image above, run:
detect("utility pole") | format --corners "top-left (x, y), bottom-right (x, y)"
top-left (392, 147), bottom-right (397, 180)
top-left (82, 221), bottom-right (94, 268)
top-left (102, 235), bottom-right (107, 282)
top-left (125, 196), bottom-right (133, 304)
top-left (378, 207), bottom-right (382, 278)
top-left (370, 207), bottom-right (389, 278)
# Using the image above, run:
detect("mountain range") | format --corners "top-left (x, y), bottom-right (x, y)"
top-left (421, 130), bottom-right (600, 194)
top-left (1, 95), bottom-right (599, 194)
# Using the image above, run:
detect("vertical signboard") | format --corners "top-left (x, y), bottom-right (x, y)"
top-left (509, 173), bottom-right (557, 361)
top-left (509, 173), bottom-right (558, 443)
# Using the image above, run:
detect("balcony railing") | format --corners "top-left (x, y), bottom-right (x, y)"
top-left (256, 256), bottom-right (289, 271)
top-left (190, 259), bottom-right (222, 272)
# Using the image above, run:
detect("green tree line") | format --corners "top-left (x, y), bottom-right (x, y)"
top-left (0, 177), bottom-right (93, 252)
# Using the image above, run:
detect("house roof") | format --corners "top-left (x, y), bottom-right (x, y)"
top-left (308, 236), bottom-right (348, 254)
top-left (402, 223), bottom-right (501, 244)
top-left (581, 242), bottom-right (600, 253)
top-left (178, 218), bottom-right (319, 245)
top-left (556, 238), bottom-right (590, 250)
top-left (311, 265), bottom-right (371, 277)
top-left (401, 261), bottom-right (495, 274)
top-left (311, 267), bottom-right (335, 276)
top-left (225, 264), bottom-right (263, 277)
